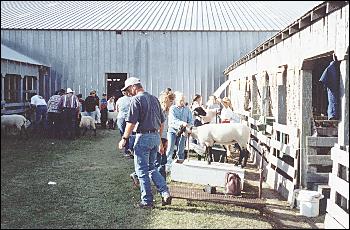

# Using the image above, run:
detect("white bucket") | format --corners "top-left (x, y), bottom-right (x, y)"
top-left (297, 190), bottom-right (324, 217)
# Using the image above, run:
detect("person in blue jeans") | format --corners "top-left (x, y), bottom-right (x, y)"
top-left (118, 77), bottom-right (171, 209)
top-left (129, 90), bottom-right (175, 186)
top-left (165, 91), bottom-right (193, 174)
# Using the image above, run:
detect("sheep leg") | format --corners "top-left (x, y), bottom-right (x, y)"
top-left (20, 125), bottom-right (29, 139)
top-left (82, 127), bottom-right (87, 136)
top-left (93, 128), bottom-right (96, 136)
top-left (242, 149), bottom-right (249, 167)
top-left (207, 146), bottom-right (212, 165)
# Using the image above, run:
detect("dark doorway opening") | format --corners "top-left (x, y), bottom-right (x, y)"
top-left (106, 73), bottom-right (127, 100)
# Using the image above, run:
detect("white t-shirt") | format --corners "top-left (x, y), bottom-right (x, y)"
top-left (221, 107), bottom-right (240, 123)
top-left (107, 100), bottom-right (115, 111)
top-left (30, 94), bottom-right (47, 106)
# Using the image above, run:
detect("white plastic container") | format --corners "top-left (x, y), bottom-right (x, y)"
top-left (297, 190), bottom-right (324, 217)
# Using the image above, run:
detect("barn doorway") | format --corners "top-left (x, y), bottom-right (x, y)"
top-left (302, 51), bottom-right (339, 137)
top-left (106, 73), bottom-right (127, 100)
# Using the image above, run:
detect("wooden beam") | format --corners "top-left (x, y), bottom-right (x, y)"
top-left (289, 23), bottom-right (299, 35)
top-left (307, 155), bottom-right (332, 166)
top-left (327, 1), bottom-right (348, 14)
top-left (311, 4), bottom-right (327, 21)
top-left (306, 136), bottom-right (338, 147)
top-left (274, 34), bottom-right (282, 44)
top-left (282, 29), bottom-right (290, 39)
top-left (299, 14), bottom-right (311, 29)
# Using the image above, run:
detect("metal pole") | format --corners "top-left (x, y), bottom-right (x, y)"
top-left (187, 135), bottom-right (190, 161)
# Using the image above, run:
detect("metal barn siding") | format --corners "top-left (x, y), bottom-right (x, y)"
top-left (1, 30), bottom-right (276, 101)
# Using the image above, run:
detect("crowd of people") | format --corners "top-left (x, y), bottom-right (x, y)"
top-left (28, 77), bottom-right (242, 208)
top-left (29, 88), bottom-right (118, 139)
top-left (115, 77), bottom-right (243, 208)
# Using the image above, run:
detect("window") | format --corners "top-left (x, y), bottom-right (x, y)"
top-left (23, 76), bottom-right (37, 102)
top-left (4, 74), bottom-right (21, 103)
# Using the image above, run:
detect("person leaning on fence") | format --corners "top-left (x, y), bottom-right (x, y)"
top-left (58, 88), bottom-right (80, 139)
top-left (118, 77), bottom-right (172, 209)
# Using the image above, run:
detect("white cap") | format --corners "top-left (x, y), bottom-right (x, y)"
top-left (121, 77), bottom-right (141, 91)
top-left (67, 88), bottom-right (74, 93)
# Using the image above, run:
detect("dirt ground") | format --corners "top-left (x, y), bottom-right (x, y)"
top-left (1, 127), bottom-right (325, 229)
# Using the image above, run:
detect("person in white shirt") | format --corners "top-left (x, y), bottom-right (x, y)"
top-left (107, 96), bottom-right (116, 129)
top-left (218, 97), bottom-right (240, 123)
top-left (30, 93), bottom-right (48, 133)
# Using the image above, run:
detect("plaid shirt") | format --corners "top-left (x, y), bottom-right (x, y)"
top-left (47, 95), bottom-right (62, 113)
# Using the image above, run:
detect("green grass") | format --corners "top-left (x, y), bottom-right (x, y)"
top-left (1, 129), bottom-right (273, 229)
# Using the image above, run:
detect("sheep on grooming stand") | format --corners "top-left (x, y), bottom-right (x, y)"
top-left (187, 123), bottom-right (250, 166)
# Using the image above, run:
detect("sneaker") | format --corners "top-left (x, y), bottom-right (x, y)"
top-left (175, 159), bottom-right (184, 164)
top-left (130, 173), bottom-right (140, 188)
top-left (161, 194), bottom-right (172, 206)
top-left (138, 202), bottom-right (154, 209)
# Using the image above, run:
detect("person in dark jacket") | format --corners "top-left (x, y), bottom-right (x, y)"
top-left (84, 90), bottom-right (99, 120)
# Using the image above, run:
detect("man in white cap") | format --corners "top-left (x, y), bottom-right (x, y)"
top-left (58, 88), bottom-right (80, 139)
top-left (118, 77), bottom-right (172, 208)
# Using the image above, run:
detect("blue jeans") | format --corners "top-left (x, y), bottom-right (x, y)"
top-left (35, 105), bottom-right (48, 131)
top-left (117, 117), bottom-right (134, 154)
top-left (155, 152), bottom-right (167, 180)
top-left (84, 111), bottom-right (96, 120)
top-left (134, 132), bottom-right (170, 205)
top-left (165, 132), bottom-right (186, 171)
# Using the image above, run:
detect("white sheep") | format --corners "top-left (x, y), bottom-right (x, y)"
top-left (107, 111), bottom-right (118, 128)
top-left (79, 116), bottom-right (96, 136)
top-left (188, 123), bottom-right (250, 164)
top-left (1, 114), bottom-right (31, 137)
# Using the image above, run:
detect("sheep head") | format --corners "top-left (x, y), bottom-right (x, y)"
top-left (24, 119), bottom-right (31, 129)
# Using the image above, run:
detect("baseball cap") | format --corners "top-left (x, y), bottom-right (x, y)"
top-left (121, 77), bottom-right (141, 91)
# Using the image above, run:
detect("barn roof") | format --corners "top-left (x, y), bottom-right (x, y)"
top-left (223, 1), bottom-right (348, 74)
top-left (1, 44), bottom-right (47, 66)
top-left (1, 1), bottom-right (321, 31)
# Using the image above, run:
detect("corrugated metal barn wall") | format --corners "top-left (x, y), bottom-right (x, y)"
top-left (1, 30), bottom-right (276, 102)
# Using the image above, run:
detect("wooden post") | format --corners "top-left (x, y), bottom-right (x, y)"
top-left (259, 141), bottom-right (264, 199)
top-left (187, 135), bottom-right (190, 161)
top-left (338, 58), bottom-right (349, 146)
top-left (299, 70), bottom-right (313, 188)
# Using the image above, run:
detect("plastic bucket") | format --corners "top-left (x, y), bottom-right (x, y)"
top-left (297, 190), bottom-right (324, 217)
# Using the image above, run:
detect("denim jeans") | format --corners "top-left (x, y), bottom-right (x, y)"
top-left (35, 105), bottom-right (48, 131)
top-left (134, 132), bottom-right (170, 205)
top-left (84, 111), bottom-right (96, 120)
top-left (165, 132), bottom-right (186, 171)
top-left (117, 118), bottom-right (135, 153)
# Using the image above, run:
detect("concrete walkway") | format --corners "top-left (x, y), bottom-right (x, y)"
top-left (243, 162), bottom-right (326, 229)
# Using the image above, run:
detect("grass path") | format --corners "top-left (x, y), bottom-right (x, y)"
top-left (1, 129), bottom-right (272, 229)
